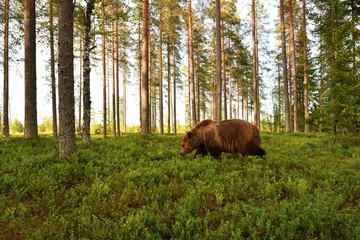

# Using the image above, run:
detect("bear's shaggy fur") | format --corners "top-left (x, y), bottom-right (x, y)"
top-left (180, 119), bottom-right (266, 159)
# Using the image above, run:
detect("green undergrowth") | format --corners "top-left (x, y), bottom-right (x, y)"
top-left (0, 133), bottom-right (359, 239)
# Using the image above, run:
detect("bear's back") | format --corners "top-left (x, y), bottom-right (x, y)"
top-left (218, 119), bottom-right (262, 154)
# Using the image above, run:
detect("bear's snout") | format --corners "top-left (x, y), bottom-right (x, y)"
top-left (179, 149), bottom-right (187, 155)
top-left (180, 147), bottom-right (192, 155)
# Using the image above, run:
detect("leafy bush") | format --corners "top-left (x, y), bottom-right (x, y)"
top-left (38, 116), bottom-right (53, 133)
top-left (10, 119), bottom-right (24, 134)
top-left (0, 133), bottom-right (359, 239)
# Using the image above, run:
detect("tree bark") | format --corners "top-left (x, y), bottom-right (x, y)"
top-left (3, 0), bottom-right (9, 137)
top-left (172, 33), bottom-right (177, 135)
top-left (330, 0), bottom-right (336, 135)
top-left (58, 0), bottom-right (76, 156)
top-left (302, 0), bottom-right (309, 132)
top-left (116, 18), bottom-right (121, 137)
top-left (140, 0), bottom-right (150, 133)
top-left (112, 20), bottom-right (116, 138)
top-left (167, 39), bottom-right (171, 133)
top-left (102, 0), bottom-right (107, 138)
top-left (148, 22), bottom-right (152, 131)
top-left (277, 60), bottom-right (282, 132)
top-left (159, 0), bottom-right (164, 134)
top-left (188, 0), bottom-right (196, 127)
top-left (252, 0), bottom-right (260, 129)
top-left (289, 0), bottom-right (298, 132)
top-left (138, 20), bottom-right (142, 131)
top-left (49, 0), bottom-right (58, 138)
top-left (351, 0), bottom-right (356, 74)
top-left (280, 0), bottom-right (291, 132)
top-left (319, 39), bottom-right (324, 133)
top-left (82, 0), bottom-right (94, 146)
top-left (215, 0), bottom-right (222, 121)
top-left (121, 47), bottom-right (127, 133)
top-left (221, 19), bottom-right (227, 120)
top-left (196, 51), bottom-right (201, 123)
top-left (24, 0), bottom-right (38, 139)
top-left (229, 41), bottom-right (233, 119)
top-left (78, 38), bottom-right (83, 135)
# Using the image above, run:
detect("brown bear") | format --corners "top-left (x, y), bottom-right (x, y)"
top-left (180, 119), bottom-right (266, 160)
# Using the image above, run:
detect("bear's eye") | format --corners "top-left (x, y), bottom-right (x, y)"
top-left (181, 144), bottom-right (185, 147)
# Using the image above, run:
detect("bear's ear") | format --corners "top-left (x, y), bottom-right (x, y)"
top-left (187, 130), bottom-right (193, 138)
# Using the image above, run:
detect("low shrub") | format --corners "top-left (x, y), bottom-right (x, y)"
top-left (0, 133), bottom-right (359, 239)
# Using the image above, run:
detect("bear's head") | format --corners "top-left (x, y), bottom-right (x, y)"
top-left (180, 130), bottom-right (199, 155)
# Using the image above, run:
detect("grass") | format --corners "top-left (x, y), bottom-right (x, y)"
top-left (0, 132), bottom-right (359, 239)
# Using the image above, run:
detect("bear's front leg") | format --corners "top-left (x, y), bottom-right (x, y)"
top-left (204, 136), bottom-right (222, 161)
top-left (194, 144), bottom-right (208, 158)
top-left (207, 148), bottom-right (222, 161)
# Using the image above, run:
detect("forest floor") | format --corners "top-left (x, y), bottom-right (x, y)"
top-left (0, 132), bottom-right (359, 239)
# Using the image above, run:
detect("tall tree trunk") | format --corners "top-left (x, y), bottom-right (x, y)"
top-left (3, 0), bottom-right (9, 137)
top-left (172, 33), bottom-right (177, 135)
top-left (196, 51), bottom-right (201, 123)
top-left (229, 41), bottom-right (233, 119)
top-left (138, 20), bottom-right (142, 131)
top-left (140, 0), bottom-right (150, 133)
top-left (252, 0), bottom-right (260, 129)
top-left (319, 39), bottom-right (324, 133)
top-left (159, 0), bottom-right (164, 134)
top-left (82, 0), bottom-right (94, 146)
top-left (102, 0), bottom-right (107, 138)
top-left (49, 0), bottom-right (58, 138)
top-left (112, 20), bottom-right (116, 138)
top-left (184, 79), bottom-right (188, 126)
top-left (167, 39), bottom-right (171, 133)
top-left (188, 0), bottom-right (196, 127)
top-left (58, 0), bottom-right (75, 156)
top-left (289, 0), bottom-right (298, 132)
top-left (221, 19), bottom-right (227, 120)
top-left (351, 0), bottom-right (356, 74)
top-left (148, 22), bottom-right (152, 131)
top-left (245, 86), bottom-right (248, 121)
top-left (24, 0), bottom-right (38, 139)
top-left (107, 61), bottom-right (111, 133)
top-left (302, 0), bottom-right (309, 132)
top-left (115, 17), bottom-right (120, 137)
top-left (277, 60), bottom-right (282, 132)
top-left (280, 0), bottom-right (291, 132)
top-left (79, 38), bottom-right (83, 135)
top-left (236, 84), bottom-right (239, 119)
top-left (148, 22), bottom-right (152, 132)
top-left (187, 67), bottom-right (191, 126)
top-left (215, 0), bottom-right (222, 121)
top-left (122, 48), bottom-right (127, 133)
top-left (330, 0), bottom-right (336, 135)
top-left (241, 84), bottom-right (244, 119)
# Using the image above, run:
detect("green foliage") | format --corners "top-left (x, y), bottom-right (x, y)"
top-left (0, 133), bottom-right (359, 239)
top-left (310, 0), bottom-right (360, 132)
top-left (90, 124), bottom-right (103, 135)
top-left (10, 119), bottom-right (24, 134)
top-left (38, 116), bottom-right (53, 133)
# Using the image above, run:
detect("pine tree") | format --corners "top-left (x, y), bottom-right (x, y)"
top-left (58, 0), bottom-right (76, 156)
top-left (82, 0), bottom-right (95, 146)
top-left (140, 0), bottom-right (150, 133)
top-left (2, 0), bottom-right (10, 137)
top-left (215, 0), bottom-right (222, 121)
top-left (24, 0), bottom-right (38, 139)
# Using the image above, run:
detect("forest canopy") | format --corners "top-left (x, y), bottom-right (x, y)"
top-left (0, 0), bottom-right (359, 139)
